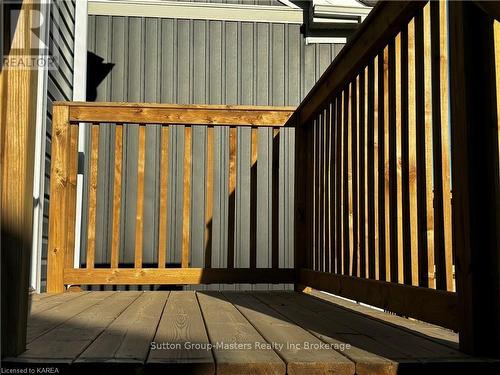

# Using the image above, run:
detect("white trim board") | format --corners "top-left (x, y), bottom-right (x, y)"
top-left (88, 0), bottom-right (304, 23)
top-left (73, 0), bottom-right (89, 271)
top-left (31, 0), bottom-right (51, 293)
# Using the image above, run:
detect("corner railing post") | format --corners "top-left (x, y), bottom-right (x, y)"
top-left (294, 114), bottom-right (311, 291)
top-left (47, 105), bottom-right (72, 293)
top-left (449, 0), bottom-right (500, 356)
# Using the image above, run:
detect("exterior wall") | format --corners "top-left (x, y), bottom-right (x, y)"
top-left (40, 0), bottom-right (76, 291)
top-left (85, 14), bottom-right (342, 290)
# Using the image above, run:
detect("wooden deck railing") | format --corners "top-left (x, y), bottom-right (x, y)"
top-left (46, 0), bottom-right (500, 357)
top-left (293, 0), bottom-right (500, 355)
top-left (47, 103), bottom-right (296, 292)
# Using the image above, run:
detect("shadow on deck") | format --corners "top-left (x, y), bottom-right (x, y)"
top-left (3, 290), bottom-right (500, 375)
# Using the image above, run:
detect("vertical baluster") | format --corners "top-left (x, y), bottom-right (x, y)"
top-left (343, 86), bottom-right (350, 275)
top-left (395, 33), bottom-right (404, 284)
top-left (374, 56), bottom-right (380, 280)
top-left (408, 17), bottom-right (420, 287)
top-left (352, 78), bottom-right (359, 277)
top-left (86, 123), bottom-right (99, 269)
top-left (359, 70), bottom-right (366, 279)
top-left (111, 125), bottom-right (123, 269)
top-left (389, 38), bottom-right (399, 283)
top-left (424, 3), bottom-right (435, 288)
top-left (439, 0), bottom-right (453, 292)
top-left (401, 23), bottom-right (413, 285)
top-left (329, 100), bottom-right (337, 274)
top-left (135, 125), bottom-right (146, 269)
top-left (377, 50), bottom-right (387, 281)
top-left (430, 1), bottom-right (446, 290)
top-left (367, 60), bottom-right (376, 280)
top-left (415, 8), bottom-right (430, 287)
top-left (313, 118), bottom-right (319, 271)
top-left (383, 46), bottom-right (391, 282)
top-left (318, 111), bottom-right (324, 272)
top-left (336, 95), bottom-right (343, 274)
top-left (325, 104), bottom-right (331, 273)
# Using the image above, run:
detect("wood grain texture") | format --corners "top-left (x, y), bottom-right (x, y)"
top-left (29, 292), bottom-right (89, 316)
top-left (47, 105), bottom-right (71, 292)
top-left (27, 292), bottom-right (114, 344)
top-left (254, 292), bottom-right (398, 375)
top-left (63, 102), bottom-right (294, 126)
top-left (423, 3), bottom-right (436, 289)
top-left (134, 126), bottom-right (146, 269)
top-left (295, 1), bottom-right (425, 126)
top-left (147, 291), bottom-right (214, 374)
top-left (20, 292), bottom-right (140, 360)
top-left (225, 292), bottom-right (354, 375)
top-left (86, 124), bottom-right (99, 270)
top-left (438, 0), bottom-right (453, 292)
top-left (110, 126), bottom-right (123, 268)
top-left (299, 268), bottom-right (457, 330)
top-left (407, 18), bottom-right (420, 287)
top-left (197, 292), bottom-right (285, 375)
top-left (400, 24), bottom-right (412, 286)
top-left (78, 292), bottom-right (168, 363)
top-left (158, 127), bottom-right (169, 268)
top-left (0, 0), bottom-right (39, 355)
top-left (414, 8), bottom-right (429, 288)
top-left (63, 268), bottom-right (296, 285)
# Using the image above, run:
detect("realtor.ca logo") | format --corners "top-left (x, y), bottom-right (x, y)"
top-left (2, 0), bottom-right (59, 70)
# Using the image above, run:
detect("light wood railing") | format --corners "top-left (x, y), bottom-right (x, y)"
top-left (47, 102), bottom-right (295, 292)
top-left (46, 0), bottom-right (500, 357)
top-left (293, 0), bottom-right (500, 356)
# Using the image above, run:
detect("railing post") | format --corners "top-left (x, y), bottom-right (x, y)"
top-left (1, 0), bottom-right (40, 358)
top-left (294, 115), bottom-right (311, 291)
top-left (448, 1), bottom-right (500, 356)
top-left (47, 105), bottom-right (72, 293)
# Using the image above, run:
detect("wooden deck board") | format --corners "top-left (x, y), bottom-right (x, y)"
top-left (147, 291), bottom-right (214, 374)
top-left (308, 289), bottom-right (459, 347)
top-left (251, 291), bottom-right (399, 375)
top-left (6, 291), bottom-right (500, 373)
top-left (76, 291), bottom-right (169, 363)
top-left (197, 291), bottom-right (286, 375)
top-left (224, 292), bottom-right (355, 375)
top-left (29, 292), bottom-right (89, 315)
top-left (26, 292), bottom-right (113, 343)
top-left (20, 292), bottom-right (141, 360)
top-left (282, 292), bottom-right (466, 360)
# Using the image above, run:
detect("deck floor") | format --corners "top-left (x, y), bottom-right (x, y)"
top-left (4, 290), bottom-right (499, 374)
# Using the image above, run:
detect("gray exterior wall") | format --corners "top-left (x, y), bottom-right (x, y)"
top-left (86, 14), bottom-right (342, 289)
top-left (41, 0), bottom-right (76, 291)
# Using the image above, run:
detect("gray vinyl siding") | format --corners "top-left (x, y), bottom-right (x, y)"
top-left (86, 15), bottom-right (342, 290)
top-left (41, 0), bottom-right (76, 292)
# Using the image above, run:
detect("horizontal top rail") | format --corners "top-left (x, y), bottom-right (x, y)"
top-left (53, 101), bottom-right (295, 126)
top-left (293, 1), bottom-right (424, 126)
